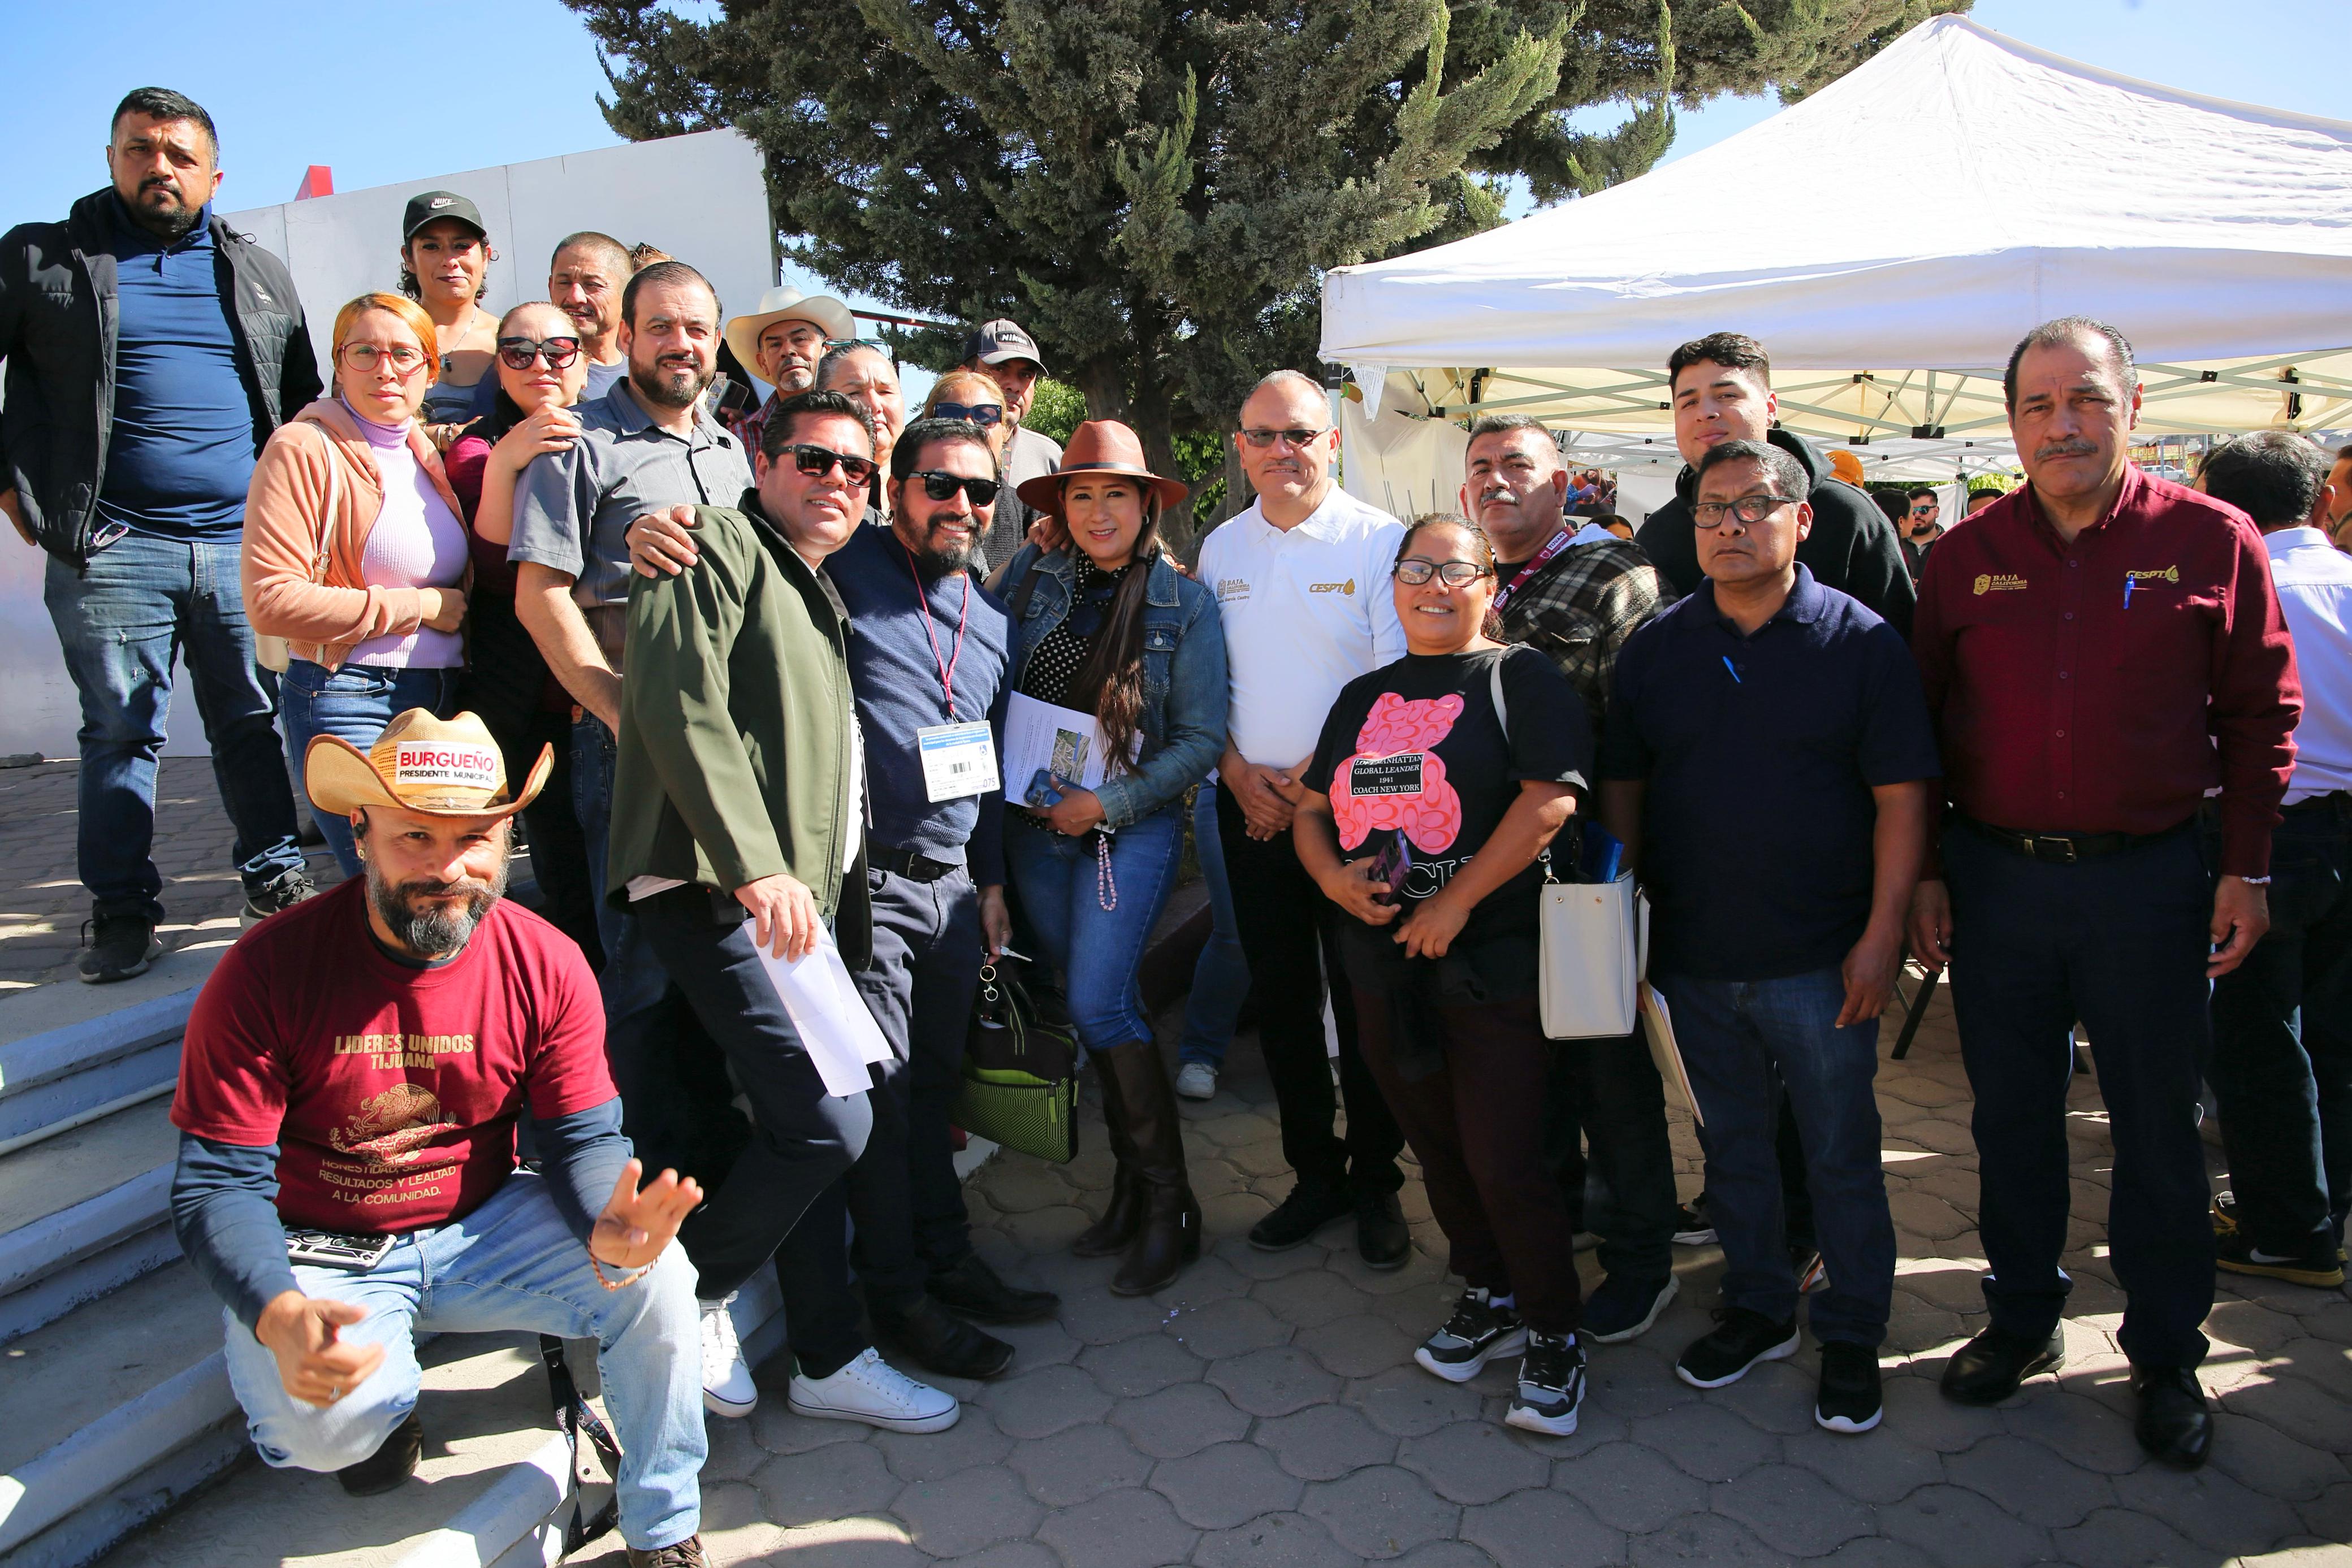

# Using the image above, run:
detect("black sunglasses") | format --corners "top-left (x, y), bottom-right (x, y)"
top-left (496, 336), bottom-right (581, 370)
top-left (782, 443), bottom-right (878, 487)
top-left (932, 401), bottom-right (1005, 428)
top-left (1239, 426), bottom-right (1330, 448)
top-left (907, 470), bottom-right (1001, 505)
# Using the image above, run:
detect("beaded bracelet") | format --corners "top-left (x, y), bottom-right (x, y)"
top-left (590, 1250), bottom-right (656, 1292)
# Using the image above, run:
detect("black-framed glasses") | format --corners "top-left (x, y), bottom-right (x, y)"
top-left (337, 342), bottom-right (427, 375)
top-left (783, 443), bottom-right (878, 487)
top-left (1909, 501), bottom-right (1938, 516)
top-left (1239, 426), bottom-right (1330, 449)
top-left (1692, 492), bottom-right (1792, 529)
top-left (1394, 557), bottom-right (1490, 587)
top-left (932, 402), bottom-right (1005, 428)
top-left (497, 336), bottom-right (581, 371)
top-left (909, 470), bottom-right (1001, 505)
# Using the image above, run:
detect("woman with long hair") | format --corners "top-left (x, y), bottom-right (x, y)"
top-left (243, 292), bottom-right (469, 876)
top-left (996, 421), bottom-right (1227, 1294)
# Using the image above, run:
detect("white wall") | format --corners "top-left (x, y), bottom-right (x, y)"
top-left (0, 131), bottom-right (773, 759)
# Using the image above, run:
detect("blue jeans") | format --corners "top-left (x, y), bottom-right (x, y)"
top-left (1006, 805), bottom-right (1187, 1052)
top-left (218, 1173), bottom-right (704, 1552)
top-left (280, 661), bottom-right (458, 876)
top-left (43, 532), bottom-right (304, 917)
top-left (1654, 966), bottom-right (1895, 1346)
top-left (1179, 782), bottom-right (1252, 1068)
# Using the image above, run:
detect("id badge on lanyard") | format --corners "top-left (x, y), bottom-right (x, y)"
top-left (918, 721), bottom-right (999, 802)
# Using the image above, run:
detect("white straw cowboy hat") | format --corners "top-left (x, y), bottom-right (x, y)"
top-left (306, 709), bottom-right (550, 821)
top-left (725, 285), bottom-right (858, 380)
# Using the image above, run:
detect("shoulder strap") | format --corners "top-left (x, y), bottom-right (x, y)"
top-left (1489, 648), bottom-right (1510, 734)
top-left (1009, 555), bottom-right (1048, 622)
top-left (306, 423), bottom-right (339, 584)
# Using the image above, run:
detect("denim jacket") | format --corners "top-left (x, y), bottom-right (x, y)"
top-left (998, 543), bottom-right (1227, 829)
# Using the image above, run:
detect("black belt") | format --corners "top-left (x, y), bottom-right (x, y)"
top-left (870, 843), bottom-right (961, 882)
top-left (1958, 813), bottom-right (2190, 864)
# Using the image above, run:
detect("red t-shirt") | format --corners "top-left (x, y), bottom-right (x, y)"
top-left (172, 880), bottom-right (613, 1233)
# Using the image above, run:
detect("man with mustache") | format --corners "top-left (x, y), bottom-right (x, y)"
top-left (1910, 317), bottom-right (2301, 1471)
top-left (169, 711), bottom-right (711, 1567)
top-left (1, 87), bottom-right (321, 982)
top-left (719, 285), bottom-right (856, 460)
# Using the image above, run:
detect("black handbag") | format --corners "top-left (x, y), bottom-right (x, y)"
top-left (952, 955), bottom-right (1081, 1163)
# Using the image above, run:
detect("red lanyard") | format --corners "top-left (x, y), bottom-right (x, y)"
top-left (1492, 529), bottom-right (1573, 612)
top-left (906, 544), bottom-right (971, 714)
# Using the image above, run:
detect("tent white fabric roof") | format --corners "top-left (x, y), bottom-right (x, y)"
top-left (1320, 15), bottom-right (2352, 440)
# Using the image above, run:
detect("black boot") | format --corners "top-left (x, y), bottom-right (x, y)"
top-left (338, 1410), bottom-right (422, 1496)
top-left (1096, 1041), bottom-right (1200, 1296)
top-left (1071, 1048), bottom-right (1144, 1259)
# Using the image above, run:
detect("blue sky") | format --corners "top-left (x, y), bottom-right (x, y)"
top-left (3, 0), bottom-right (2341, 322)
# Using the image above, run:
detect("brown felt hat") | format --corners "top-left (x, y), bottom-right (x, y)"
top-left (1016, 420), bottom-right (1191, 517)
top-left (306, 709), bottom-right (550, 821)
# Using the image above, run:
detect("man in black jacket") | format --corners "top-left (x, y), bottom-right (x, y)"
top-left (1635, 333), bottom-right (1915, 640)
top-left (1, 88), bottom-right (321, 981)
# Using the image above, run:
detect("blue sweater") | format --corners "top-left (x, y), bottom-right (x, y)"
top-left (826, 522), bottom-right (1008, 883)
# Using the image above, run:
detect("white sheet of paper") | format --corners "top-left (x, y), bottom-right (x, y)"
top-left (1004, 691), bottom-right (1143, 807)
top-left (756, 926), bottom-right (895, 1098)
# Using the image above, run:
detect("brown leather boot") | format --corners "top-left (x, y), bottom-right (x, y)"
top-left (1071, 1046), bottom-right (1144, 1258)
top-left (1097, 1040), bottom-right (1200, 1296)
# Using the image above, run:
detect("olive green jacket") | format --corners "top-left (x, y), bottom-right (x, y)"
top-left (612, 493), bottom-right (866, 944)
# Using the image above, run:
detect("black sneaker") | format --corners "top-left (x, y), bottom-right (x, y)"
top-left (1504, 1331), bottom-right (1586, 1436)
top-left (1672, 1195), bottom-right (1716, 1246)
top-left (1412, 1287), bottom-right (1527, 1383)
top-left (1676, 1306), bottom-right (1800, 1389)
top-left (338, 1410), bottom-right (422, 1496)
top-left (1356, 1188), bottom-right (1410, 1271)
top-left (1583, 1272), bottom-right (1679, 1344)
top-left (2215, 1227), bottom-right (2346, 1288)
top-left (1248, 1182), bottom-right (1354, 1252)
top-left (244, 868), bottom-right (319, 922)
top-left (1814, 1340), bottom-right (1884, 1433)
top-left (78, 912), bottom-right (159, 984)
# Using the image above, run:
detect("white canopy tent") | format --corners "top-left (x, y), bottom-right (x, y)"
top-left (1321, 15), bottom-right (2352, 456)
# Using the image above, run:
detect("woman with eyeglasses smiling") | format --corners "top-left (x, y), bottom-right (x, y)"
top-left (243, 292), bottom-right (472, 876)
top-left (993, 420), bottom-right (1227, 1296)
top-left (1291, 512), bottom-right (1598, 1439)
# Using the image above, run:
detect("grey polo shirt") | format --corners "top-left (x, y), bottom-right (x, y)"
top-left (977, 423), bottom-right (1063, 573)
top-left (507, 378), bottom-right (754, 664)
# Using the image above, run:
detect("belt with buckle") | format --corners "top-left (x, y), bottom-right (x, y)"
top-left (1958, 814), bottom-right (2189, 864)
top-left (870, 843), bottom-right (961, 882)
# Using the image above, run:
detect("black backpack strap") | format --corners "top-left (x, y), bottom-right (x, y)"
top-left (540, 1333), bottom-right (624, 1552)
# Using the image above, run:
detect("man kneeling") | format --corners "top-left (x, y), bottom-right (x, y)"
top-left (169, 710), bottom-right (709, 1567)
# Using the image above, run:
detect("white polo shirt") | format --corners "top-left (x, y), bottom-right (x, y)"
top-left (1198, 486), bottom-right (1407, 768)
top-left (2268, 526), bottom-right (2352, 804)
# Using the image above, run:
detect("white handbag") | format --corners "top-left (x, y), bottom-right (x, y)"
top-left (1482, 654), bottom-right (1649, 1039)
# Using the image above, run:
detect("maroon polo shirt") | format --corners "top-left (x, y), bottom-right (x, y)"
top-left (1913, 464), bottom-right (2299, 877)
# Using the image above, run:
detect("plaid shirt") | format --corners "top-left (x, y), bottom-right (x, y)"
top-left (1497, 536), bottom-right (1674, 727)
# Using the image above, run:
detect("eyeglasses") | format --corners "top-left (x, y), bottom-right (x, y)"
top-left (782, 443), bottom-right (878, 487)
top-left (1394, 557), bottom-right (1490, 587)
top-left (1239, 426), bottom-right (1330, 448)
top-left (1692, 493), bottom-right (1792, 529)
top-left (497, 336), bottom-right (581, 371)
top-left (337, 343), bottom-right (426, 375)
top-left (909, 471), bottom-right (1001, 505)
top-left (1909, 503), bottom-right (1938, 516)
top-left (932, 402), bottom-right (1005, 428)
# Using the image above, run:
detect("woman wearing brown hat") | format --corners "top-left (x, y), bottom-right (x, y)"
top-left (996, 421), bottom-right (1228, 1294)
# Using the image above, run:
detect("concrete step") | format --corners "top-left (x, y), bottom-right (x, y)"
top-left (0, 939), bottom-right (230, 1151)
top-left (0, 1098), bottom-right (178, 1342)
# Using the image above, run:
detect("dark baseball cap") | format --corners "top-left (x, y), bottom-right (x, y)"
top-left (963, 318), bottom-right (1047, 372)
top-left (401, 190), bottom-right (487, 243)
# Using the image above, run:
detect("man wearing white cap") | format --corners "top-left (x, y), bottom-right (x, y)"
top-left (963, 319), bottom-right (1064, 564)
top-left (725, 284), bottom-right (857, 463)
top-left (169, 710), bottom-right (710, 1567)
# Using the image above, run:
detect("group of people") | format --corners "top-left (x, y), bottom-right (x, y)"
top-left (5, 88), bottom-right (2343, 1567)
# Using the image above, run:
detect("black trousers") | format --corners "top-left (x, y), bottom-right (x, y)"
top-left (1216, 782), bottom-right (1403, 1197)
top-left (633, 887), bottom-right (872, 1301)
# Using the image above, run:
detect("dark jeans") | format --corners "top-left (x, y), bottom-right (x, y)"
top-left (774, 861), bottom-right (982, 1378)
top-left (1654, 965), bottom-right (1895, 1346)
top-left (1353, 984), bottom-right (1582, 1335)
top-left (2204, 803), bottom-right (2352, 1253)
top-left (634, 887), bottom-right (870, 1301)
top-left (1541, 1029), bottom-right (1680, 1285)
top-left (1945, 821), bottom-right (2215, 1371)
top-left (280, 660), bottom-right (458, 876)
top-left (1216, 781), bottom-right (1404, 1198)
top-left (44, 532), bottom-right (304, 917)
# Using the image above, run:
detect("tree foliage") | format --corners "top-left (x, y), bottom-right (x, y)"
top-left (565, 0), bottom-right (1966, 539)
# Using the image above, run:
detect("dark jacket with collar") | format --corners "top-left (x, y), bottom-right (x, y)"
top-left (996, 543), bottom-right (1227, 829)
top-left (1635, 426), bottom-right (1916, 640)
top-left (0, 189), bottom-right (321, 565)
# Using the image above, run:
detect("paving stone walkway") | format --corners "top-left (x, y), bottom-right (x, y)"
top-left (574, 988), bottom-right (2352, 1568)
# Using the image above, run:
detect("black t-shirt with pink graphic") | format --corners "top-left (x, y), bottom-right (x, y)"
top-left (1306, 644), bottom-right (1593, 948)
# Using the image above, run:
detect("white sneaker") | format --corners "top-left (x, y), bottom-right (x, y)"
top-left (700, 1294), bottom-right (757, 1418)
top-left (788, 1347), bottom-right (961, 1433)
top-left (1175, 1062), bottom-right (1217, 1101)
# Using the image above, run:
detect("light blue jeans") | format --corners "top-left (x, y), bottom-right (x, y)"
top-left (1006, 804), bottom-right (1187, 1052)
top-left (219, 1172), bottom-right (706, 1552)
top-left (1179, 782), bottom-right (1252, 1068)
top-left (279, 660), bottom-right (458, 877)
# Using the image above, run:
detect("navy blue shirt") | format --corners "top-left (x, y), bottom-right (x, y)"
top-left (1601, 565), bottom-right (1940, 982)
top-left (826, 522), bottom-right (1009, 883)
top-left (98, 200), bottom-right (259, 540)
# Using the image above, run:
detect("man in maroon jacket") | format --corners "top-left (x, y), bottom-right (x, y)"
top-left (1908, 317), bottom-right (2300, 1471)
